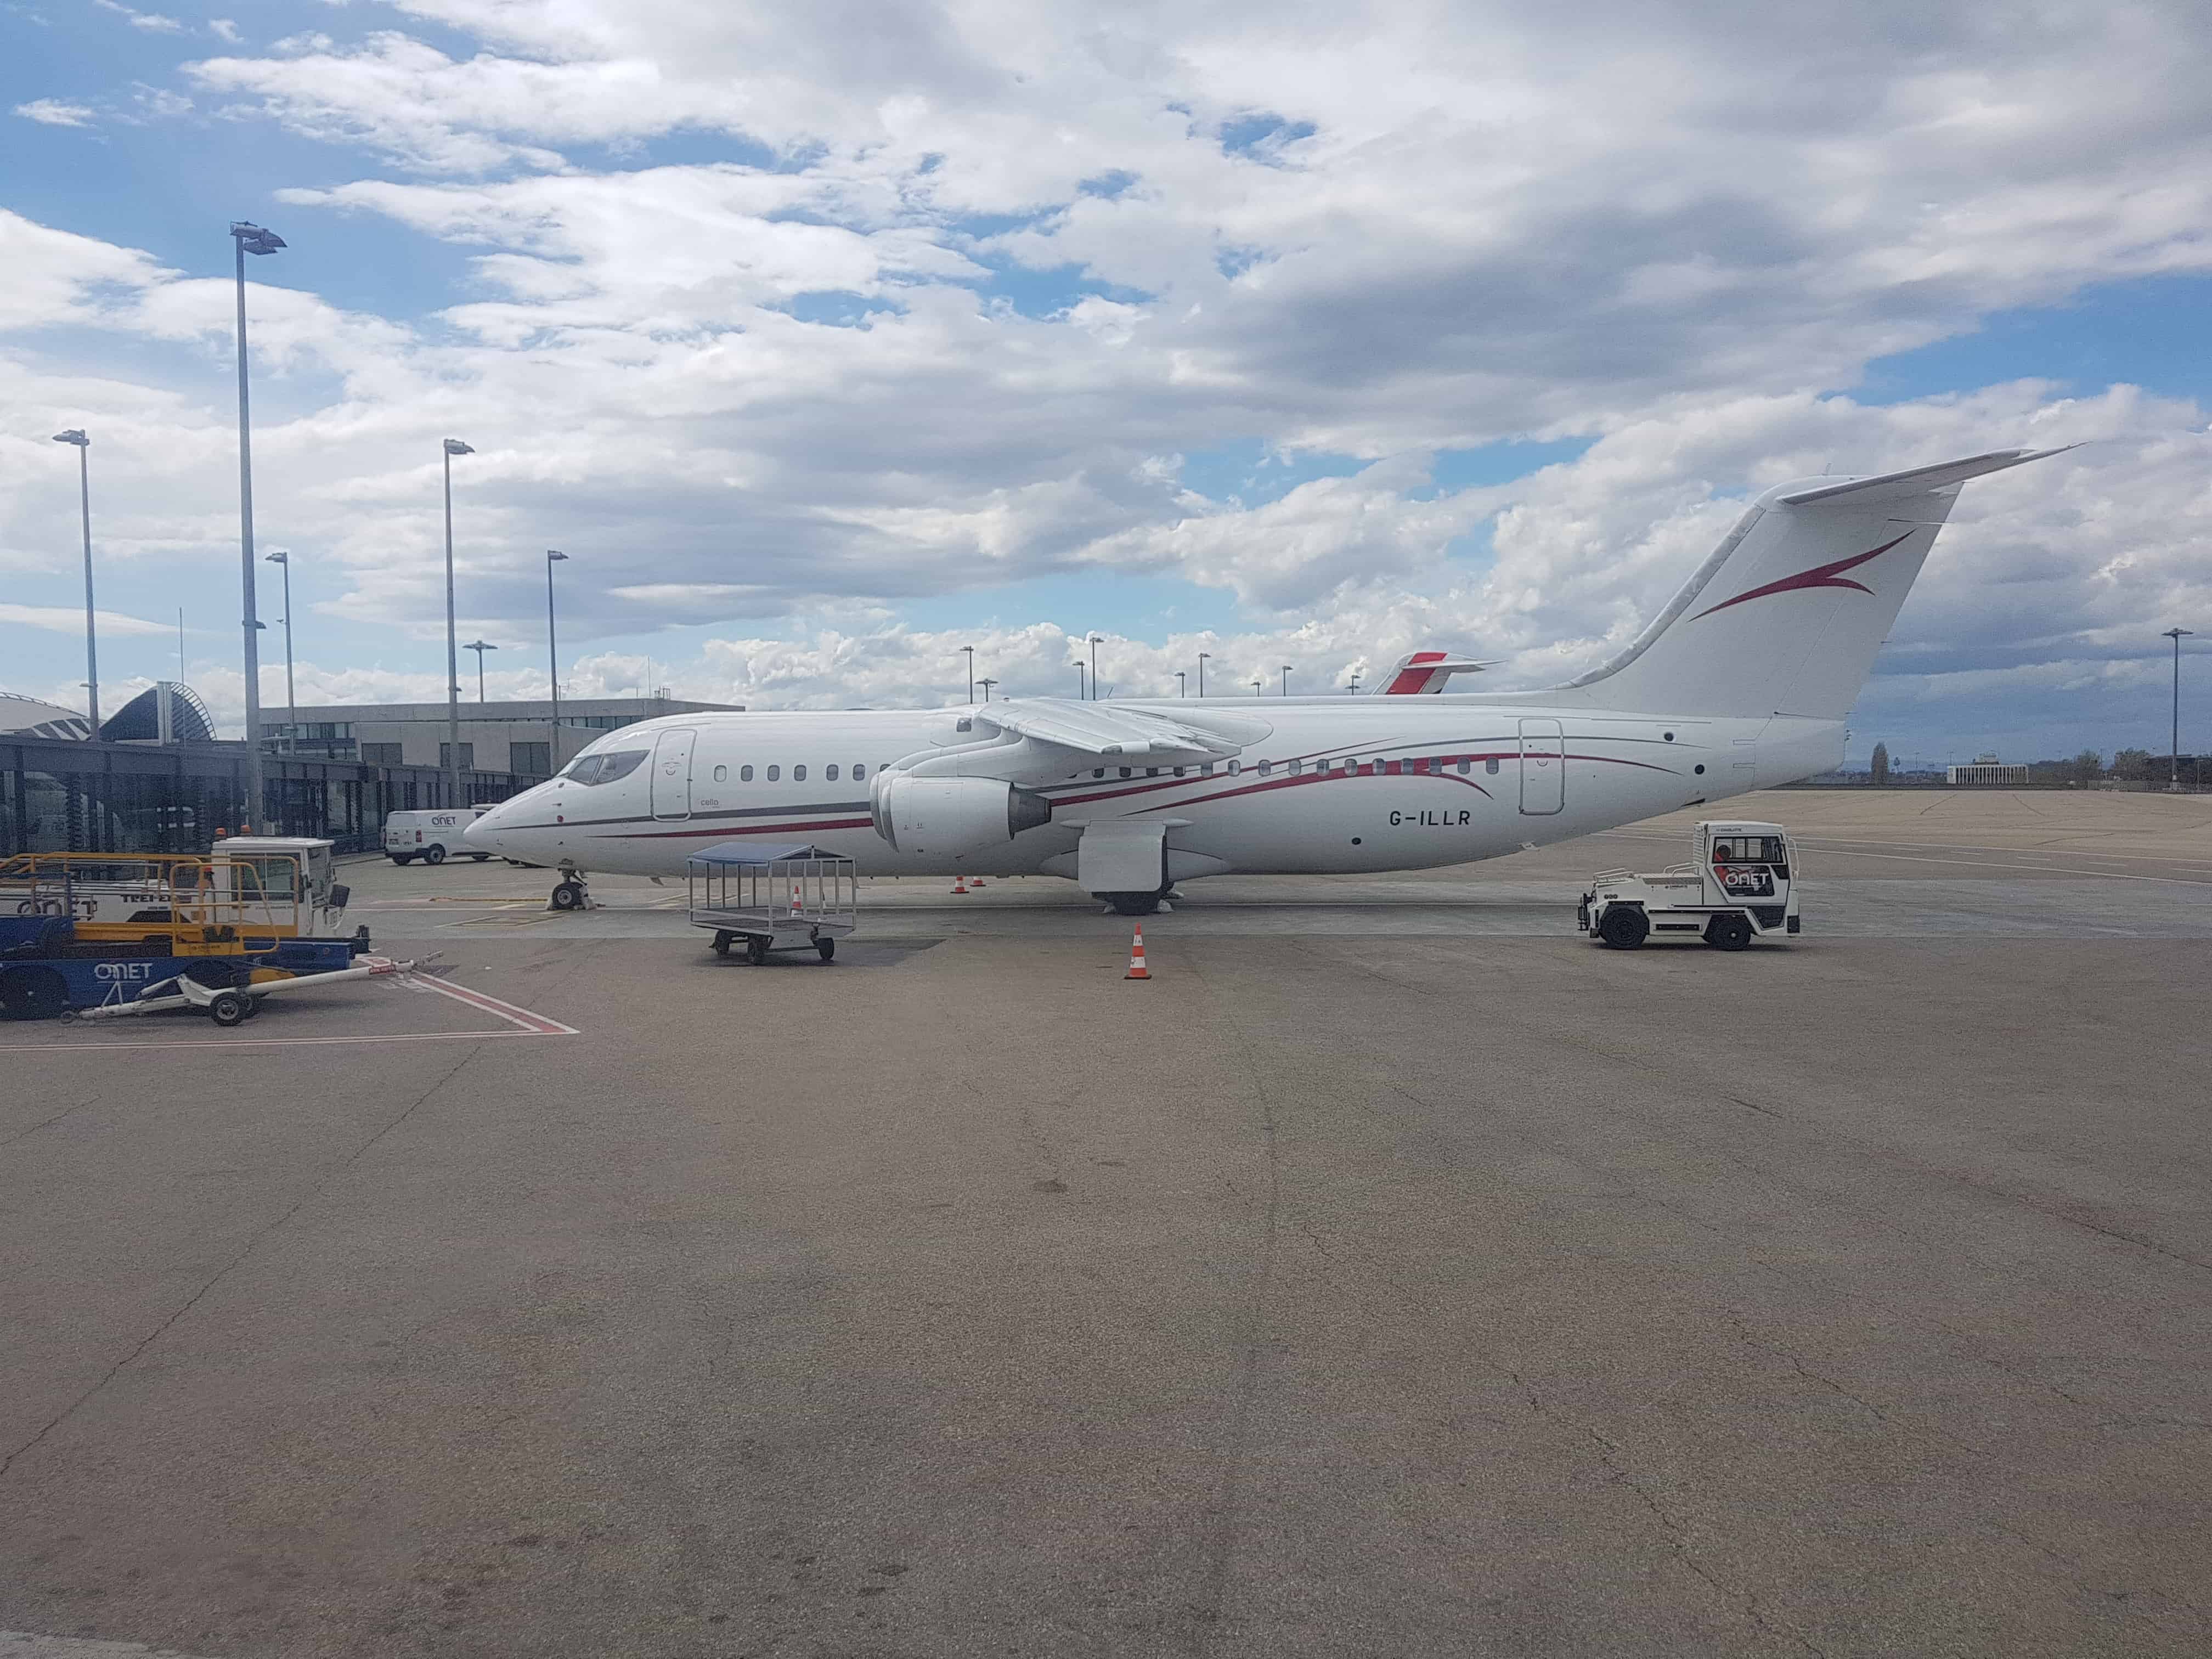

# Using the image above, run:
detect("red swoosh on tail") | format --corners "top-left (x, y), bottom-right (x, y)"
top-left (1690, 531), bottom-right (1916, 621)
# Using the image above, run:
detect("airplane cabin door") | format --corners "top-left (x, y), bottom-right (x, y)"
top-left (651, 728), bottom-right (697, 821)
top-left (1517, 719), bottom-right (1565, 815)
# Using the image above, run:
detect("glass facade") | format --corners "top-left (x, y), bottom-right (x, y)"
top-left (2, 737), bottom-right (533, 857)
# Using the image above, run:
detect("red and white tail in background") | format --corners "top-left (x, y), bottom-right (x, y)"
top-left (1381, 651), bottom-right (1497, 694)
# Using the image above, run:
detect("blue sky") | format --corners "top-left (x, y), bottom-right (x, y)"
top-left (3, 0), bottom-right (2209, 767)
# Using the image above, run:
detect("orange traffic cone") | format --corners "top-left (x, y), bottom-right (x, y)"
top-left (1124, 926), bottom-right (1152, 980)
top-left (790, 882), bottom-right (803, 916)
top-left (951, 875), bottom-right (969, 895)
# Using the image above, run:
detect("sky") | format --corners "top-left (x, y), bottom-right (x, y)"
top-left (2, 0), bottom-right (2209, 770)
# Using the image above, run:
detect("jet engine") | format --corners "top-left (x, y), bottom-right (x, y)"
top-left (871, 774), bottom-right (1053, 857)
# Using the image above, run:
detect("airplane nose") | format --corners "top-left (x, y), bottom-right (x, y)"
top-left (464, 803), bottom-right (512, 853)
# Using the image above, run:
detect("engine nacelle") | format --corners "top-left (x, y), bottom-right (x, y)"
top-left (871, 774), bottom-right (1053, 857)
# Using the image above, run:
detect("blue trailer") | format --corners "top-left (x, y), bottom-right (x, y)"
top-left (0, 913), bottom-right (369, 1025)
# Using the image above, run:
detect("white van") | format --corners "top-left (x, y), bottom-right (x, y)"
top-left (382, 807), bottom-right (491, 866)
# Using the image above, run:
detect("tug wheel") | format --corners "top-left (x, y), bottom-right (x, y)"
top-left (207, 990), bottom-right (252, 1028)
top-left (1705, 915), bottom-right (1753, 952)
top-left (1596, 907), bottom-right (1649, 950)
top-left (0, 967), bottom-right (69, 1021)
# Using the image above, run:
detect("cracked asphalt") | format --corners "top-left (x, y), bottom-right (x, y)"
top-left (3, 791), bottom-right (2210, 1657)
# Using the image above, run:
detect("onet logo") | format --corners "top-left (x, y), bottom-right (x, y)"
top-left (1691, 531), bottom-right (1916, 622)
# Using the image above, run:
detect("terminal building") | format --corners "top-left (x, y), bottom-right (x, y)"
top-left (269, 695), bottom-right (741, 776)
top-left (1947, 754), bottom-right (2030, 786)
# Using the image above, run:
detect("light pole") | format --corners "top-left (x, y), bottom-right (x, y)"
top-left (441, 438), bottom-right (473, 805)
top-left (2165, 628), bottom-right (2194, 789)
top-left (962, 645), bottom-right (975, 704)
top-left (264, 549), bottom-right (295, 751)
top-left (546, 550), bottom-right (568, 769)
top-left (1198, 652), bottom-right (1210, 697)
top-left (1347, 670), bottom-right (1362, 695)
top-left (1075, 663), bottom-right (1086, 700)
top-left (1251, 678), bottom-right (1262, 697)
top-left (52, 429), bottom-right (98, 731)
top-left (979, 677), bottom-right (997, 701)
top-left (1282, 664), bottom-right (1292, 697)
top-left (1088, 635), bottom-right (1103, 702)
top-left (1176, 670), bottom-right (1186, 698)
top-left (465, 639), bottom-right (498, 702)
top-left (231, 219), bottom-right (284, 825)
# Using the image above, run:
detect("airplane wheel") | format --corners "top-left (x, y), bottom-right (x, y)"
top-left (207, 991), bottom-right (251, 1027)
top-left (747, 935), bottom-right (770, 966)
top-left (816, 937), bottom-right (836, 962)
top-left (550, 881), bottom-right (586, 911)
top-left (423, 844), bottom-right (447, 866)
top-left (1596, 907), bottom-right (1649, 950)
top-left (1705, 915), bottom-right (1753, 952)
top-left (1107, 893), bottom-right (1160, 917)
top-left (471, 853), bottom-right (490, 862)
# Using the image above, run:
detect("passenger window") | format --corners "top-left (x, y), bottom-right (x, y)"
top-left (852, 764), bottom-right (865, 781)
top-left (1457, 759), bottom-right (1469, 774)
top-left (1228, 760), bottom-right (1241, 776)
top-left (768, 765), bottom-right (780, 782)
top-left (713, 764), bottom-right (727, 782)
top-left (1288, 759), bottom-right (1301, 776)
top-left (1146, 766), bottom-right (1159, 777)
top-left (826, 764), bottom-right (839, 781)
top-left (1486, 759), bottom-right (1500, 774)
top-left (1119, 767), bottom-right (1132, 778)
top-left (1258, 761), bottom-right (1271, 777)
top-left (741, 765), bottom-right (753, 782)
top-left (1201, 763), bottom-right (1214, 776)
top-left (1093, 769), bottom-right (1105, 779)
top-left (793, 764), bottom-right (807, 782)
top-left (1173, 766), bottom-right (1185, 777)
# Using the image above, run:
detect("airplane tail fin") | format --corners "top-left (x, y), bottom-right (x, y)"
top-left (1556, 447), bottom-right (2068, 719)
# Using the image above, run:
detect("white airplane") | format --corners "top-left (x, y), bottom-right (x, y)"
top-left (468, 448), bottom-right (2061, 915)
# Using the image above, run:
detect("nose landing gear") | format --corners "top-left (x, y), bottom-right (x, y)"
top-left (549, 875), bottom-right (591, 911)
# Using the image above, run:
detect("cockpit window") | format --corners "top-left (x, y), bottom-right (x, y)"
top-left (563, 749), bottom-right (647, 786)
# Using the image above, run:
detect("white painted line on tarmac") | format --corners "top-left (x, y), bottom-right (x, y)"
top-left (408, 972), bottom-right (578, 1034)
top-left (0, 1028), bottom-right (546, 1053)
top-left (2, 1632), bottom-right (223, 1659)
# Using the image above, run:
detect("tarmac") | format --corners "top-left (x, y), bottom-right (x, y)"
top-left (3, 788), bottom-right (2209, 1658)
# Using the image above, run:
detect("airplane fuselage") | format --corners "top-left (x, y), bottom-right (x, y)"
top-left (467, 698), bottom-right (1846, 882)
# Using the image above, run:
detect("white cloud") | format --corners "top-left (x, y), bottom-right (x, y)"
top-left (15, 99), bottom-right (98, 127)
top-left (208, 18), bottom-right (241, 43)
top-left (9, 2), bottom-right (2212, 763)
top-left (94, 0), bottom-right (185, 32)
top-left (0, 602), bottom-right (176, 637)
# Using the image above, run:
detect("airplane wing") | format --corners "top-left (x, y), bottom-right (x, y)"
top-left (971, 698), bottom-right (1248, 762)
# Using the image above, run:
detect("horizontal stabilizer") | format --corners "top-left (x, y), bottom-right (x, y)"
top-left (1777, 446), bottom-right (2074, 507)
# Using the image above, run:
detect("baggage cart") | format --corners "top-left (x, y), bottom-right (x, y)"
top-left (686, 843), bottom-right (857, 964)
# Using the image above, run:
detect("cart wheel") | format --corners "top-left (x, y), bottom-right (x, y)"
top-left (816, 936), bottom-right (836, 963)
top-left (1705, 914), bottom-right (1753, 952)
top-left (1596, 906), bottom-right (1649, 950)
top-left (747, 934), bottom-right (770, 966)
top-left (712, 932), bottom-right (732, 958)
top-left (551, 881), bottom-right (585, 911)
top-left (423, 844), bottom-right (447, 866)
top-left (207, 990), bottom-right (251, 1027)
top-left (0, 966), bottom-right (70, 1021)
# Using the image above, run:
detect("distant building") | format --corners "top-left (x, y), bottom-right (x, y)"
top-left (270, 695), bottom-right (741, 777)
top-left (1947, 753), bottom-right (2029, 786)
top-left (100, 682), bottom-right (216, 745)
top-left (0, 692), bottom-right (95, 742)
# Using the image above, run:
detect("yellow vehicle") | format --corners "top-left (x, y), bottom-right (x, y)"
top-left (0, 837), bottom-right (359, 955)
